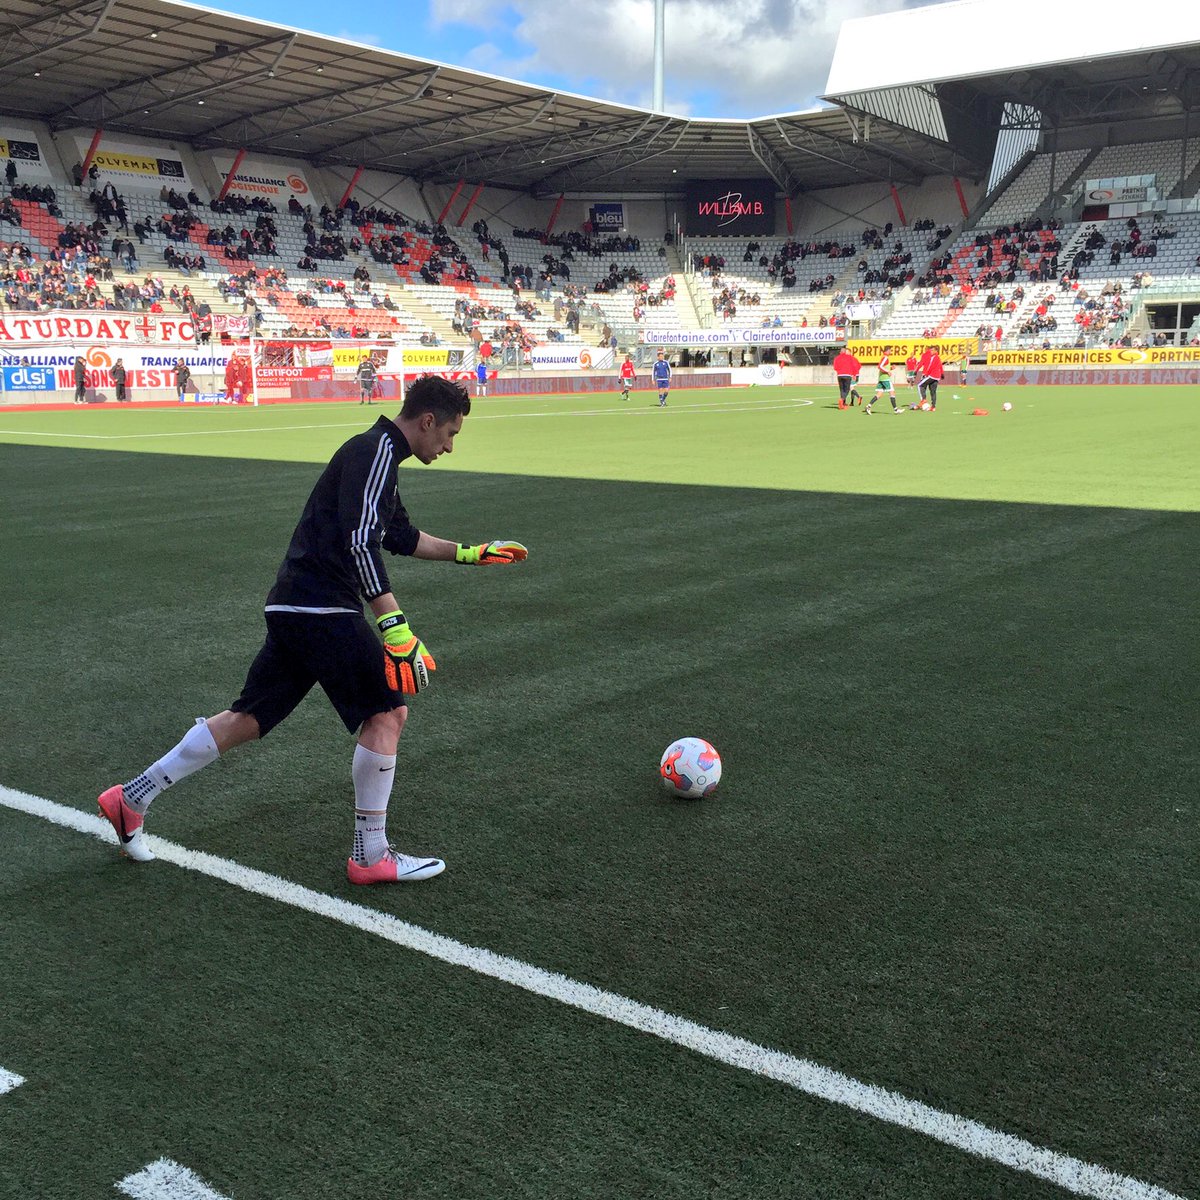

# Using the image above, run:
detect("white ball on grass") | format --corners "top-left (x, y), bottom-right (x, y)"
top-left (659, 737), bottom-right (722, 799)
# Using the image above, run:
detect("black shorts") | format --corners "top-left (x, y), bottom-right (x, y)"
top-left (231, 611), bottom-right (405, 737)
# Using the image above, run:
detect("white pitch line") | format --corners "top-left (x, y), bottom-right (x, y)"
top-left (116, 1158), bottom-right (231, 1200)
top-left (1, 783), bottom-right (1183, 1200)
top-left (0, 420), bottom-right (365, 442)
top-left (0, 1066), bottom-right (25, 1095)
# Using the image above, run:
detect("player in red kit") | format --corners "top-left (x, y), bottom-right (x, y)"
top-left (832, 348), bottom-right (862, 409)
top-left (914, 346), bottom-right (944, 410)
top-left (224, 352), bottom-right (252, 404)
top-left (618, 354), bottom-right (636, 400)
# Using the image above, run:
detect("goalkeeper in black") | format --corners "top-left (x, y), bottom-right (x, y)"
top-left (356, 354), bottom-right (378, 404)
top-left (97, 374), bottom-right (529, 884)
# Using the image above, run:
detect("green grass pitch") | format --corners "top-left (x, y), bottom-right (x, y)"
top-left (0, 383), bottom-right (1196, 1200)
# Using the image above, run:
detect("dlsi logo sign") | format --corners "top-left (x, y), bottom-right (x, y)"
top-left (2, 365), bottom-right (54, 391)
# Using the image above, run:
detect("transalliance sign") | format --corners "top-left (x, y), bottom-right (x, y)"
top-left (530, 346), bottom-right (615, 370)
top-left (0, 312), bottom-right (196, 345)
top-left (640, 328), bottom-right (841, 346)
top-left (213, 153), bottom-right (312, 199)
top-left (987, 347), bottom-right (1200, 366)
top-left (684, 180), bottom-right (776, 236)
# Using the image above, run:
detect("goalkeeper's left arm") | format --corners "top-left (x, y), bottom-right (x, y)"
top-left (409, 531), bottom-right (529, 565)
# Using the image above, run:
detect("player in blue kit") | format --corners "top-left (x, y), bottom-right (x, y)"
top-left (652, 350), bottom-right (671, 406)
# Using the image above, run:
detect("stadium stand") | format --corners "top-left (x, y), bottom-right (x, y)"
top-left (11, 164), bottom-right (1200, 358)
top-left (1083, 139), bottom-right (1200, 200)
top-left (982, 149), bottom-right (1092, 224)
top-left (6, 0), bottom-right (1200, 369)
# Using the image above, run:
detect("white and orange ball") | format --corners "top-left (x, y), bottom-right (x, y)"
top-left (660, 737), bottom-right (722, 799)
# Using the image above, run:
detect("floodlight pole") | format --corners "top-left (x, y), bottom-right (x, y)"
top-left (652, 0), bottom-right (665, 112)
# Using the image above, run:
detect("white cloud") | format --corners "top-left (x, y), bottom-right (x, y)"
top-left (461, 40), bottom-right (534, 76)
top-left (335, 28), bottom-right (385, 47)
top-left (429, 0), bottom-right (505, 29)
top-left (430, 0), bottom-right (913, 116)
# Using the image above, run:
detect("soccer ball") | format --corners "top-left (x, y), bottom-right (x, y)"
top-left (919, 400), bottom-right (932, 411)
top-left (1002, 401), bottom-right (1013, 411)
top-left (660, 737), bottom-right (722, 799)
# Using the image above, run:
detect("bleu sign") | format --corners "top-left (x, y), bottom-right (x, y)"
top-left (589, 203), bottom-right (624, 231)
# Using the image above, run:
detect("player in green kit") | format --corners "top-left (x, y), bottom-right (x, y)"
top-left (864, 353), bottom-right (903, 414)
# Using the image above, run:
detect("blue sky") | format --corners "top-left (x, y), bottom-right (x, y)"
top-left (207, 0), bottom-right (917, 118)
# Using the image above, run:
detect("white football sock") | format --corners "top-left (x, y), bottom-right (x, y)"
top-left (352, 744), bottom-right (396, 865)
top-left (124, 718), bottom-right (220, 814)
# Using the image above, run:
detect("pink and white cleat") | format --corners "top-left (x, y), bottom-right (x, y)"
top-left (97, 785), bottom-right (155, 862)
top-left (347, 848), bottom-right (445, 884)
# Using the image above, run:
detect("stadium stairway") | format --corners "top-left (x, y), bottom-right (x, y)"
top-left (802, 259), bottom-right (862, 327)
top-left (391, 284), bottom-right (472, 344)
top-left (1174, 154), bottom-right (1200, 200)
top-left (663, 244), bottom-right (700, 327)
top-left (1054, 148), bottom-right (1103, 207)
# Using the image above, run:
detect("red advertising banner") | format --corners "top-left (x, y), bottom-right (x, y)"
top-left (254, 365), bottom-right (333, 384)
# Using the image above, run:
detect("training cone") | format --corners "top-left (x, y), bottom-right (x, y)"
top-left (971, 407), bottom-right (989, 416)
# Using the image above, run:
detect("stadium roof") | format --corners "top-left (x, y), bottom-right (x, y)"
top-left (825, 1), bottom-right (1200, 150)
top-left (0, 0), bottom-right (984, 196)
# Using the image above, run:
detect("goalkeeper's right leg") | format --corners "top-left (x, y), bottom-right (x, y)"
top-left (96, 716), bottom-right (229, 861)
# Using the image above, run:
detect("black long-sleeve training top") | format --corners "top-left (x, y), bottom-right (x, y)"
top-left (265, 417), bottom-right (420, 613)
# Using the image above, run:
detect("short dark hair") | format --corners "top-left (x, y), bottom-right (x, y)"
top-left (400, 373), bottom-right (471, 423)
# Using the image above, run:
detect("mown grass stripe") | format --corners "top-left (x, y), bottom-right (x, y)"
top-left (0, 396), bottom-right (813, 442)
top-left (1, 784), bottom-right (1187, 1200)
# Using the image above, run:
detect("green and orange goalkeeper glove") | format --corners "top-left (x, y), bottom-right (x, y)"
top-left (376, 610), bottom-right (436, 694)
top-left (454, 540), bottom-right (528, 565)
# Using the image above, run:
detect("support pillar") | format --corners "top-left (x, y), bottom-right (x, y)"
top-left (218, 148), bottom-right (247, 202)
top-left (436, 180), bottom-right (464, 226)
